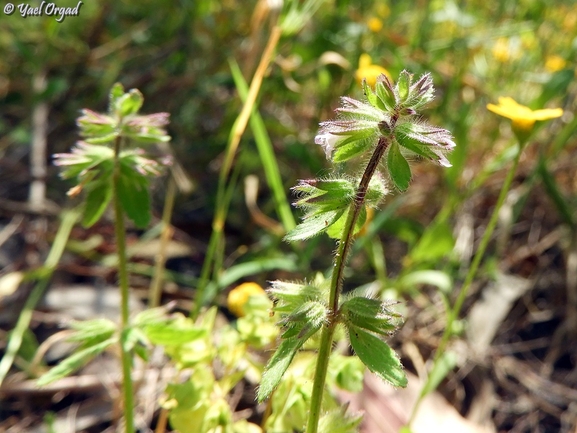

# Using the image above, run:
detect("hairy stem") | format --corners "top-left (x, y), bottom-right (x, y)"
top-left (409, 140), bottom-right (524, 425)
top-left (306, 136), bottom-right (390, 433)
top-left (113, 136), bottom-right (135, 433)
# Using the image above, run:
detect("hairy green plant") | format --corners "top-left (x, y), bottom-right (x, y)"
top-left (257, 71), bottom-right (455, 432)
top-left (39, 83), bottom-right (171, 433)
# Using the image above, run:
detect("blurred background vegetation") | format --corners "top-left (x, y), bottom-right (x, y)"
top-left (1, 0), bottom-right (576, 431)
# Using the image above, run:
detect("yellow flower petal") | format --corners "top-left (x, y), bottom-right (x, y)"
top-left (355, 54), bottom-right (391, 87)
top-left (487, 96), bottom-right (564, 141)
top-left (545, 55), bottom-right (566, 73)
top-left (487, 97), bottom-right (563, 122)
top-left (367, 17), bottom-right (383, 33)
top-left (358, 53), bottom-right (372, 69)
top-left (227, 282), bottom-right (266, 317)
top-left (530, 108), bottom-right (564, 121)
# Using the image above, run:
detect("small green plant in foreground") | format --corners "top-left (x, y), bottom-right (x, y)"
top-left (40, 84), bottom-right (171, 433)
top-left (258, 71), bottom-right (455, 433)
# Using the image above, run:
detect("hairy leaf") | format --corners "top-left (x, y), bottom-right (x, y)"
top-left (284, 209), bottom-right (343, 241)
top-left (326, 206), bottom-right (366, 239)
top-left (37, 338), bottom-right (116, 386)
top-left (67, 318), bottom-right (117, 348)
top-left (348, 326), bottom-right (407, 387)
top-left (257, 337), bottom-right (304, 402)
top-left (82, 178), bottom-right (112, 227)
top-left (341, 296), bottom-right (398, 335)
top-left (387, 141), bottom-right (411, 191)
top-left (318, 406), bottom-right (362, 433)
top-left (117, 160), bottom-right (151, 228)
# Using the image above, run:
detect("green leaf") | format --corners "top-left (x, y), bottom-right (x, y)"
top-left (387, 141), bottom-right (411, 191)
top-left (269, 280), bottom-right (326, 314)
top-left (332, 135), bottom-right (374, 163)
top-left (82, 178), bottom-right (113, 228)
top-left (409, 221), bottom-right (454, 263)
top-left (115, 89), bottom-right (144, 117)
top-left (278, 300), bottom-right (326, 339)
top-left (108, 83), bottom-right (125, 113)
top-left (348, 326), bottom-right (407, 387)
top-left (363, 79), bottom-right (384, 111)
top-left (84, 131), bottom-right (119, 145)
top-left (396, 70), bottom-right (411, 102)
top-left (318, 406), bottom-right (362, 433)
top-left (396, 133), bottom-right (442, 163)
top-left (37, 339), bottom-right (116, 386)
top-left (341, 296), bottom-right (398, 335)
top-left (332, 355), bottom-right (364, 392)
top-left (284, 209), bottom-right (343, 241)
top-left (117, 161), bottom-right (151, 228)
top-left (375, 79), bottom-right (395, 111)
top-left (67, 318), bottom-right (117, 348)
top-left (142, 319), bottom-right (206, 346)
top-left (326, 206), bottom-right (366, 239)
top-left (398, 270), bottom-right (452, 294)
top-left (257, 337), bottom-right (304, 402)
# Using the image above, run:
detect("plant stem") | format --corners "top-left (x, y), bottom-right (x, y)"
top-left (409, 141), bottom-right (524, 425)
top-left (306, 137), bottom-right (390, 433)
top-left (113, 136), bottom-right (135, 433)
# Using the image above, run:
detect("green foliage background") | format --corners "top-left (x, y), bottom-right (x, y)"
top-left (1, 0), bottom-right (576, 430)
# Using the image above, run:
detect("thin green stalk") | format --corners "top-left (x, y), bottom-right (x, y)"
top-left (0, 209), bottom-right (79, 386)
top-left (229, 58), bottom-right (296, 232)
top-left (409, 140), bottom-right (524, 425)
top-left (149, 176), bottom-right (177, 308)
top-left (306, 137), bottom-right (390, 433)
top-left (113, 136), bottom-right (135, 433)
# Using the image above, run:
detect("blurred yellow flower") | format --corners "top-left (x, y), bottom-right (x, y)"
top-left (545, 55), bottom-right (567, 72)
top-left (487, 97), bottom-right (563, 139)
top-left (355, 54), bottom-right (391, 88)
top-left (492, 38), bottom-right (511, 63)
top-left (367, 17), bottom-right (383, 32)
top-left (227, 282), bottom-right (267, 317)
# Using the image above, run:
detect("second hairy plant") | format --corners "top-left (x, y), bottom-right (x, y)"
top-left (257, 71), bottom-right (455, 432)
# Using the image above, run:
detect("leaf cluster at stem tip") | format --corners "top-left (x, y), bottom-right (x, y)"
top-left (53, 83), bottom-right (172, 228)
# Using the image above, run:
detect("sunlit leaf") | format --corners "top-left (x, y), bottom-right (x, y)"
top-left (37, 339), bottom-right (116, 386)
top-left (348, 326), bottom-right (407, 387)
top-left (284, 209), bottom-right (343, 241)
top-left (387, 141), bottom-right (411, 191)
top-left (257, 337), bottom-right (304, 402)
top-left (410, 221), bottom-right (454, 263)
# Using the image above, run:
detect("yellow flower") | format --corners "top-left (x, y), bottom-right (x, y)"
top-left (227, 282), bottom-right (267, 317)
top-left (367, 17), bottom-right (383, 33)
top-left (491, 38), bottom-right (511, 63)
top-left (355, 54), bottom-right (391, 88)
top-left (487, 97), bottom-right (563, 141)
top-left (545, 55), bottom-right (567, 73)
